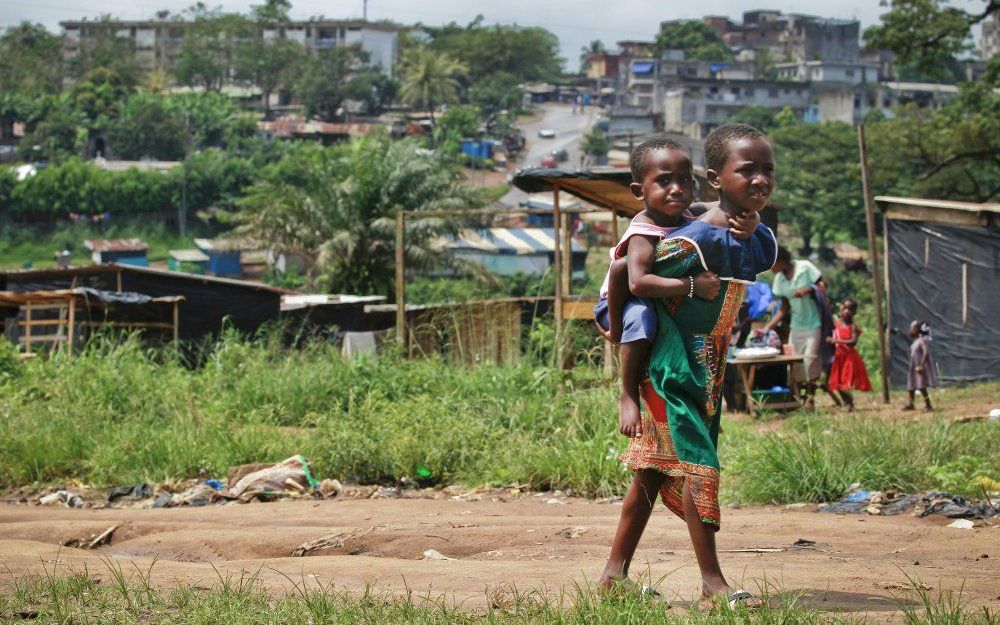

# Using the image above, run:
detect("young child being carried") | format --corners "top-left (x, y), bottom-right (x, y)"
top-left (594, 137), bottom-right (760, 440)
top-left (826, 297), bottom-right (871, 412)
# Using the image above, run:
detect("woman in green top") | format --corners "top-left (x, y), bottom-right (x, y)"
top-left (764, 245), bottom-right (824, 408)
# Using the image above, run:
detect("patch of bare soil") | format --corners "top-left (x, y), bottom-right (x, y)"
top-left (1, 497), bottom-right (996, 618)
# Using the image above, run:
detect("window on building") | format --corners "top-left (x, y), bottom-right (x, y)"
top-left (846, 69), bottom-right (855, 77)
top-left (731, 87), bottom-right (740, 95)
top-left (853, 97), bottom-right (860, 108)
top-left (769, 88), bottom-right (778, 97)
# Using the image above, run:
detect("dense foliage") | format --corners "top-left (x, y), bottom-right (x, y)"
top-left (654, 20), bottom-right (734, 61)
top-left (235, 133), bottom-right (486, 295)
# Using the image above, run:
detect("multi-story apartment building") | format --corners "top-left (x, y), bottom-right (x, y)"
top-left (662, 78), bottom-right (813, 138)
top-left (698, 10), bottom-right (860, 63)
top-left (60, 18), bottom-right (400, 79)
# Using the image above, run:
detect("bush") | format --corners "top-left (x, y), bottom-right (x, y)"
top-left (6, 158), bottom-right (174, 220)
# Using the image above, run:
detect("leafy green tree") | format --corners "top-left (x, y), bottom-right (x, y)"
top-left (433, 105), bottom-right (480, 155)
top-left (580, 127), bottom-right (609, 158)
top-left (107, 94), bottom-right (187, 160)
top-left (72, 67), bottom-right (133, 127)
top-left (468, 71), bottom-right (522, 115)
top-left (398, 47), bottom-right (467, 130)
top-left (0, 22), bottom-right (63, 95)
top-left (861, 0), bottom-right (999, 201)
top-left (235, 133), bottom-right (486, 295)
top-left (769, 121), bottom-right (864, 253)
top-left (171, 92), bottom-right (256, 149)
top-left (864, 0), bottom-right (996, 79)
top-left (174, 7), bottom-right (253, 92)
top-left (654, 20), bottom-right (734, 61)
top-left (237, 0), bottom-right (305, 119)
top-left (65, 16), bottom-right (143, 88)
top-left (752, 48), bottom-right (776, 81)
top-left (19, 102), bottom-right (86, 161)
top-left (423, 17), bottom-right (562, 84)
top-left (728, 106), bottom-right (778, 131)
top-left (236, 38), bottom-right (305, 119)
top-left (294, 47), bottom-right (369, 121)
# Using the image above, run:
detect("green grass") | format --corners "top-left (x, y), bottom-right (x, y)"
top-left (0, 334), bottom-right (997, 502)
top-left (4, 561), bottom-right (989, 624)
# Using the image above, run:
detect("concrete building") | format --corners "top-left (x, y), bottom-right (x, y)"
top-left (775, 60), bottom-right (880, 85)
top-left (60, 18), bottom-right (399, 78)
top-left (662, 78), bottom-right (812, 139)
top-left (981, 12), bottom-right (999, 60)
top-left (698, 10), bottom-right (860, 63)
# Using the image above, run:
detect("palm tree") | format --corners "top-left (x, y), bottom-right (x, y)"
top-left (235, 133), bottom-right (486, 296)
top-left (397, 47), bottom-right (467, 135)
top-left (579, 40), bottom-right (606, 72)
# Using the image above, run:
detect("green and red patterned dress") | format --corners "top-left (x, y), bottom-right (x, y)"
top-left (619, 220), bottom-right (777, 528)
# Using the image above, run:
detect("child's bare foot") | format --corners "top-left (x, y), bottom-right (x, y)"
top-left (901, 404), bottom-right (915, 411)
top-left (619, 395), bottom-right (643, 438)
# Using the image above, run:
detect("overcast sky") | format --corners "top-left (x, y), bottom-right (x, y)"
top-left (1, 0), bottom-right (892, 70)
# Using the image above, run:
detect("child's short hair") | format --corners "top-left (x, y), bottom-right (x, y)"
top-left (842, 297), bottom-right (858, 312)
top-left (912, 319), bottom-right (931, 336)
top-left (704, 123), bottom-right (767, 173)
top-left (776, 245), bottom-right (792, 264)
top-left (629, 136), bottom-right (689, 183)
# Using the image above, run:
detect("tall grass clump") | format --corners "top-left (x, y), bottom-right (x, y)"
top-left (724, 412), bottom-right (999, 503)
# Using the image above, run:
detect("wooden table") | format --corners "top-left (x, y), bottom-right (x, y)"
top-left (726, 353), bottom-right (804, 413)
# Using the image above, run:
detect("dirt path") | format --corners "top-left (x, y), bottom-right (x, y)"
top-left (1, 496), bottom-right (996, 618)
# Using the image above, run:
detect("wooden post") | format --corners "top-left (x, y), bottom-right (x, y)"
top-left (552, 183), bottom-right (563, 369)
top-left (561, 211), bottom-right (572, 300)
top-left (604, 207), bottom-right (621, 377)
top-left (116, 269), bottom-right (122, 293)
top-left (172, 300), bottom-right (179, 347)
top-left (67, 296), bottom-right (75, 357)
top-left (24, 302), bottom-right (32, 355)
top-left (395, 210), bottom-right (406, 350)
top-left (857, 124), bottom-right (890, 403)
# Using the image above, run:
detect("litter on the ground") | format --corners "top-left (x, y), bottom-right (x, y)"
top-left (152, 482), bottom-right (217, 508)
top-left (423, 549), bottom-right (456, 561)
top-left (107, 484), bottom-right (152, 503)
top-left (947, 519), bottom-right (975, 529)
top-left (821, 488), bottom-right (999, 519)
top-left (38, 490), bottom-right (84, 508)
top-left (220, 455), bottom-right (319, 503)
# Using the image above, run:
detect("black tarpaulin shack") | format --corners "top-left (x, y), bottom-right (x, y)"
top-left (876, 196), bottom-right (1000, 384)
top-left (0, 264), bottom-right (288, 342)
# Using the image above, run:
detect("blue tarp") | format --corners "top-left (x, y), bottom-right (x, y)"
top-left (631, 61), bottom-right (654, 74)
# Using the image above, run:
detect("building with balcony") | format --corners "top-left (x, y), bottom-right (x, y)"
top-left (60, 18), bottom-right (399, 79)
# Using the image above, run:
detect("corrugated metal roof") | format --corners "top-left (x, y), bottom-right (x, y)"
top-left (84, 239), bottom-right (148, 252)
top-left (447, 228), bottom-right (585, 255)
top-left (169, 249), bottom-right (210, 262)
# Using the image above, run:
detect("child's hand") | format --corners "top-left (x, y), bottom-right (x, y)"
top-left (826, 337), bottom-right (836, 345)
top-left (693, 272), bottom-right (721, 300)
top-left (728, 211), bottom-right (760, 240)
top-left (915, 366), bottom-right (924, 373)
top-left (595, 321), bottom-right (616, 344)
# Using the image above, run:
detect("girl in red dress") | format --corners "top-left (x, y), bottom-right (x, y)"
top-left (826, 298), bottom-right (871, 411)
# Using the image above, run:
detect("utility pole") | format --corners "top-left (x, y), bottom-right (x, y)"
top-left (363, 0), bottom-right (368, 21)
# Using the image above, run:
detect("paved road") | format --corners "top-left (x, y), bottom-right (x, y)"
top-left (501, 102), bottom-right (597, 208)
